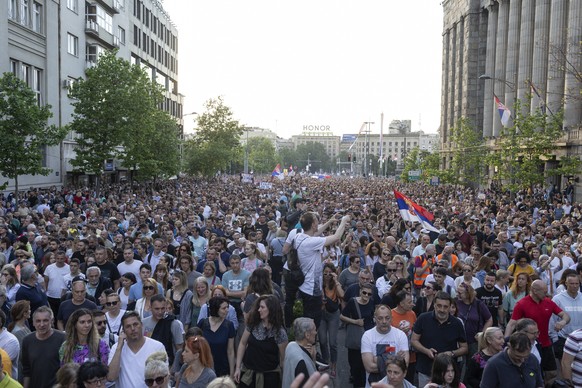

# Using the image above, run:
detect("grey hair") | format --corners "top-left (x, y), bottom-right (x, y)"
top-left (292, 317), bottom-right (314, 341)
top-left (20, 265), bottom-right (36, 282)
top-left (207, 376), bottom-right (237, 388)
top-left (144, 351), bottom-right (169, 378)
top-left (515, 318), bottom-right (537, 332)
top-left (86, 266), bottom-right (101, 276)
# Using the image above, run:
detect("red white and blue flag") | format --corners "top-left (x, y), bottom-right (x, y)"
top-left (271, 164), bottom-right (284, 180)
top-left (494, 94), bottom-right (511, 127)
top-left (394, 190), bottom-right (439, 232)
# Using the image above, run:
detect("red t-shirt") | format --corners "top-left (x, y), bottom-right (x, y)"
top-left (511, 295), bottom-right (562, 347)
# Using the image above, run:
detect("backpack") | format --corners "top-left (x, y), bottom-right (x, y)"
top-left (286, 230), bottom-right (305, 286)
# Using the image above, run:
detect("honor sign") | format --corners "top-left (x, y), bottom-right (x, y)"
top-left (301, 125), bottom-right (334, 136)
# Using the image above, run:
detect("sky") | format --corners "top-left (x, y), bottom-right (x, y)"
top-left (161, 0), bottom-right (444, 138)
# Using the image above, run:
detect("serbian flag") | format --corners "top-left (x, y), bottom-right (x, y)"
top-left (394, 190), bottom-right (439, 232)
top-left (272, 164), bottom-right (284, 180)
top-left (494, 94), bottom-right (511, 127)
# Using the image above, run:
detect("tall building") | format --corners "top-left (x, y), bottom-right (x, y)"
top-left (1, 0), bottom-right (182, 189)
top-left (440, 0), bottom-right (582, 192)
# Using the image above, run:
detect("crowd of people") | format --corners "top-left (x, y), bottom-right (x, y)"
top-left (0, 175), bottom-right (579, 388)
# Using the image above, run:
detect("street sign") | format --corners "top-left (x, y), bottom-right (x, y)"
top-left (408, 170), bottom-right (421, 181)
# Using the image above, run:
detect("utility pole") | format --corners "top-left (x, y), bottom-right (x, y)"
top-left (363, 121), bottom-right (374, 177)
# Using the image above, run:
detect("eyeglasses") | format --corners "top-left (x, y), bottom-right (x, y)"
top-left (353, 261), bottom-right (360, 264)
top-left (463, 269), bottom-right (472, 272)
top-left (361, 291), bottom-right (372, 296)
top-left (0, 273), bottom-right (7, 277)
top-left (95, 320), bottom-right (107, 326)
top-left (394, 262), bottom-right (404, 266)
top-left (525, 330), bottom-right (539, 336)
top-left (145, 375), bottom-right (167, 386)
top-left (423, 285), bottom-right (433, 290)
top-left (382, 252), bottom-right (391, 256)
top-left (106, 301), bottom-right (119, 307)
top-left (143, 286), bottom-right (155, 291)
top-left (386, 269), bottom-right (397, 272)
top-left (85, 377), bottom-right (106, 386)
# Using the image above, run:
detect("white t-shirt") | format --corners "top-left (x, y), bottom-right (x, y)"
top-left (105, 310), bottom-right (126, 335)
top-left (361, 326), bottom-right (409, 388)
top-left (550, 255), bottom-right (575, 285)
top-left (108, 337), bottom-right (165, 388)
top-left (425, 274), bottom-right (457, 297)
top-left (454, 276), bottom-right (481, 290)
top-left (296, 234), bottom-right (326, 296)
top-left (44, 263), bottom-right (70, 298)
top-left (117, 259), bottom-right (143, 278)
top-left (63, 272), bottom-right (85, 293)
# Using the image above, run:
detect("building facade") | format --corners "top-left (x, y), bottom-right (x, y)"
top-left (1, 0), bottom-right (182, 190)
top-left (440, 0), bottom-right (582, 193)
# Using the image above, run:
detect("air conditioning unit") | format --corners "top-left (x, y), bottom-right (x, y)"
top-left (62, 79), bottom-right (73, 88)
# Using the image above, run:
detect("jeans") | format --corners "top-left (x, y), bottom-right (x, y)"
top-left (318, 308), bottom-right (340, 363)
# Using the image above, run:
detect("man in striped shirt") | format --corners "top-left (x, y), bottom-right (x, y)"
top-left (562, 328), bottom-right (582, 387)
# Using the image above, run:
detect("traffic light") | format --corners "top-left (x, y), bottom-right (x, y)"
top-left (348, 154), bottom-right (352, 162)
top-left (353, 154), bottom-right (356, 162)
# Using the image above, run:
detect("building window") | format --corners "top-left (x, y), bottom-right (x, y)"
top-left (33, 68), bottom-right (42, 105)
top-left (67, 0), bottom-right (77, 12)
top-left (118, 26), bottom-right (125, 44)
top-left (96, 7), bottom-right (113, 34)
top-left (20, 0), bottom-right (29, 26)
top-left (67, 33), bottom-right (78, 56)
top-left (32, 2), bottom-right (41, 32)
top-left (9, 0), bottom-right (17, 20)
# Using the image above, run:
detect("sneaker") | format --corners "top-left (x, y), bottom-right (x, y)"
top-left (315, 354), bottom-right (329, 370)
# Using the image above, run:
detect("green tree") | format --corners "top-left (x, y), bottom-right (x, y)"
top-left (0, 73), bottom-right (67, 197)
top-left (277, 148), bottom-right (298, 169)
top-left (400, 147), bottom-right (420, 181)
top-left (125, 110), bottom-right (181, 181)
top-left (68, 51), bottom-right (172, 187)
top-left (295, 142), bottom-right (331, 173)
top-left (449, 117), bottom-right (486, 186)
top-left (487, 99), bottom-right (566, 192)
top-left (184, 97), bottom-right (243, 177)
top-left (246, 137), bottom-right (277, 174)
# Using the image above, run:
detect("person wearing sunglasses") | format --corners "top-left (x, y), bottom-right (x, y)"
top-left (340, 283), bottom-right (375, 388)
top-left (144, 351), bottom-right (171, 388)
top-left (135, 278), bottom-right (162, 320)
top-left (104, 293), bottom-right (125, 336)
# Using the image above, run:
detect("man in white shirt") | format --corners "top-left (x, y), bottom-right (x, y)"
top-left (117, 246), bottom-right (142, 278)
top-left (43, 250), bottom-right (70, 317)
top-left (294, 212), bottom-right (350, 329)
top-left (361, 305), bottom-right (409, 387)
top-left (107, 311), bottom-right (165, 387)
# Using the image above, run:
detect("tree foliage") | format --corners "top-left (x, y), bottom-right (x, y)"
top-left (448, 117), bottom-right (486, 186)
top-left (246, 136), bottom-right (277, 174)
top-left (68, 50), bottom-right (179, 182)
top-left (487, 99), bottom-right (567, 192)
top-left (0, 72), bottom-right (67, 197)
top-left (295, 142), bottom-right (331, 173)
top-left (184, 97), bottom-right (243, 177)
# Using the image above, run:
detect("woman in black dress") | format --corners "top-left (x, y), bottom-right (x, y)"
top-left (234, 294), bottom-right (287, 388)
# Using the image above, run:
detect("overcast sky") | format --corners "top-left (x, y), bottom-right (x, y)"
top-left (162, 0), bottom-right (444, 137)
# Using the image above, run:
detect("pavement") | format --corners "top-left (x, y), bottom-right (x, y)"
top-left (323, 324), bottom-right (352, 387)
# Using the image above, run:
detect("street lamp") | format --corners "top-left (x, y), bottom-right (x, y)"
top-left (479, 75), bottom-right (515, 90)
top-left (307, 153), bottom-right (311, 173)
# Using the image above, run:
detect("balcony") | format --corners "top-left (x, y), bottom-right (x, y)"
top-left (85, 19), bottom-right (99, 36)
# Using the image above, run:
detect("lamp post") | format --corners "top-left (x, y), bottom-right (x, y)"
top-left (363, 121), bottom-right (374, 177)
top-left (479, 75), bottom-right (515, 90)
top-left (307, 153), bottom-right (311, 173)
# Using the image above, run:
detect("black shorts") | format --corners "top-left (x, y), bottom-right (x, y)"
top-left (540, 345), bottom-right (557, 371)
top-left (552, 336), bottom-right (566, 359)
